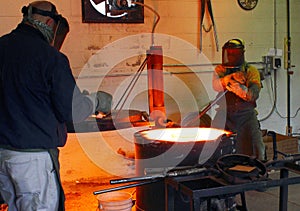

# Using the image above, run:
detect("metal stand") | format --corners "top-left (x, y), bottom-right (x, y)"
top-left (165, 161), bottom-right (300, 211)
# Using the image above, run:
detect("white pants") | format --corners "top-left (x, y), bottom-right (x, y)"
top-left (0, 149), bottom-right (59, 211)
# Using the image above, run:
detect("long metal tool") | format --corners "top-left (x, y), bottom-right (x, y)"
top-left (93, 166), bottom-right (207, 195)
top-left (113, 57), bottom-right (148, 112)
top-left (110, 166), bottom-right (207, 185)
top-left (93, 180), bottom-right (159, 195)
top-left (182, 90), bottom-right (228, 127)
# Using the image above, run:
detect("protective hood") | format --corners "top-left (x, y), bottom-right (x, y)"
top-left (22, 3), bottom-right (69, 50)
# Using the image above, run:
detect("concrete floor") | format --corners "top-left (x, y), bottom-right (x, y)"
top-left (240, 171), bottom-right (300, 211)
top-left (242, 188), bottom-right (300, 211)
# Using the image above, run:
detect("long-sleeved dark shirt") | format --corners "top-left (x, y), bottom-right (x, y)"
top-left (0, 23), bottom-right (94, 149)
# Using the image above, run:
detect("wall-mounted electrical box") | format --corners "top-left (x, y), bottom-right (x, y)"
top-left (262, 56), bottom-right (281, 76)
top-left (274, 57), bottom-right (281, 69)
top-left (262, 48), bottom-right (283, 75)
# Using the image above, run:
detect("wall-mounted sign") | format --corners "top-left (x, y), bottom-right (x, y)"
top-left (82, 0), bottom-right (144, 23)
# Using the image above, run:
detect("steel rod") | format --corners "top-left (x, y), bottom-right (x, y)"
top-left (182, 90), bottom-right (228, 127)
top-left (93, 180), bottom-right (160, 195)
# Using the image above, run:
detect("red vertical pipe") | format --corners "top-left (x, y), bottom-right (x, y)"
top-left (147, 46), bottom-right (166, 127)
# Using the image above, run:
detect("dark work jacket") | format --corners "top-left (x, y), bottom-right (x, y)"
top-left (0, 23), bottom-right (93, 149)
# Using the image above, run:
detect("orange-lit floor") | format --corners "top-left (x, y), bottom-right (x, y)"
top-left (60, 133), bottom-right (127, 210)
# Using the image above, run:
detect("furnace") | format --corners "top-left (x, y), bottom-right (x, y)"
top-left (134, 127), bottom-right (235, 211)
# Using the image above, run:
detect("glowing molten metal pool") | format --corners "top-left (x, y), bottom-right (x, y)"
top-left (140, 127), bottom-right (232, 142)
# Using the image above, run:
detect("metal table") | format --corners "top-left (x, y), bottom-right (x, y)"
top-left (165, 161), bottom-right (300, 211)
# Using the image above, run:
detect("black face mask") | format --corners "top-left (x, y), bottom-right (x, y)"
top-left (22, 5), bottom-right (69, 50)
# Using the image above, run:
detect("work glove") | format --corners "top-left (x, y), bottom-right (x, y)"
top-left (226, 80), bottom-right (248, 100)
top-left (231, 71), bottom-right (246, 84)
top-left (89, 91), bottom-right (112, 115)
top-left (221, 74), bottom-right (234, 88)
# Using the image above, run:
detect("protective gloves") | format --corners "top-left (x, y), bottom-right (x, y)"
top-left (231, 71), bottom-right (246, 84)
top-left (89, 91), bottom-right (112, 115)
top-left (226, 79), bottom-right (248, 100)
top-left (95, 91), bottom-right (112, 114)
top-left (221, 74), bottom-right (234, 88)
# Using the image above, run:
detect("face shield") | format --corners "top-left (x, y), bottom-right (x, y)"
top-left (22, 4), bottom-right (69, 50)
top-left (51, 16), bottom-right (69, 50)
top-left (222, 39), bottom-right (245, 68)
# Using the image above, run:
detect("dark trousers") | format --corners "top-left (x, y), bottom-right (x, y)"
top-left (212, 108), bottom-right (265, 160)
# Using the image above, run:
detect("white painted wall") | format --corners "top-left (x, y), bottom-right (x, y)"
top-left (1, 0), bottom-right (299, 135)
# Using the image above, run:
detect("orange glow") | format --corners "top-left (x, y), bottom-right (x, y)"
top-left (140, 127), bottom-right (231, 142)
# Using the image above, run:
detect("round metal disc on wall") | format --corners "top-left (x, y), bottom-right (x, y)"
top-left (237, 0), bottom-right (258, 10)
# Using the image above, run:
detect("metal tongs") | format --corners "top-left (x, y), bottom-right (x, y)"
top-left (182, 90), bottom-right (228, 127)
top-left (200, 0), bottom-right (219, 52)
top-left (93, 166), bottom-right (207, 195)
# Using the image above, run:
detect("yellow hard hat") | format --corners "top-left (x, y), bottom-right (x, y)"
top-left (223, 38), bottom-right (245, 49)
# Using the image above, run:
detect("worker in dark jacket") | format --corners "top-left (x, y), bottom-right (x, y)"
top-left (212, 38), bottom-right (265, 160)
top-left (0, 1), bottom-right (112, 210)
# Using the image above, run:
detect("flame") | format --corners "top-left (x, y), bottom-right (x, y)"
top-left (141, 127), bottom-right (231, 142)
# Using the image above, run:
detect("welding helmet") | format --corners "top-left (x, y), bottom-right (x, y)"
top-left (22, 2), bottom-right (69, 50)
top-left (222, 38), bottom-right (245, 68)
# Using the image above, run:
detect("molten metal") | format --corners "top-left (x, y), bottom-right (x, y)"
top-left (140, 127), bottom-right (232, 142)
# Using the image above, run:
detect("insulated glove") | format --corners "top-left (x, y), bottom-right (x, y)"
top-left (231, 71), bottom-right (246, 84)
top-left (226, 80), bottom-right (248, 100)
top-left (221, 74), bottom-right (234, 88)
top-left (90, 91), bottom-right (112, 114)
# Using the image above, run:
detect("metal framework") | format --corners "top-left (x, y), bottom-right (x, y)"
top-left (165, 161), bottom-right (300, 211)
